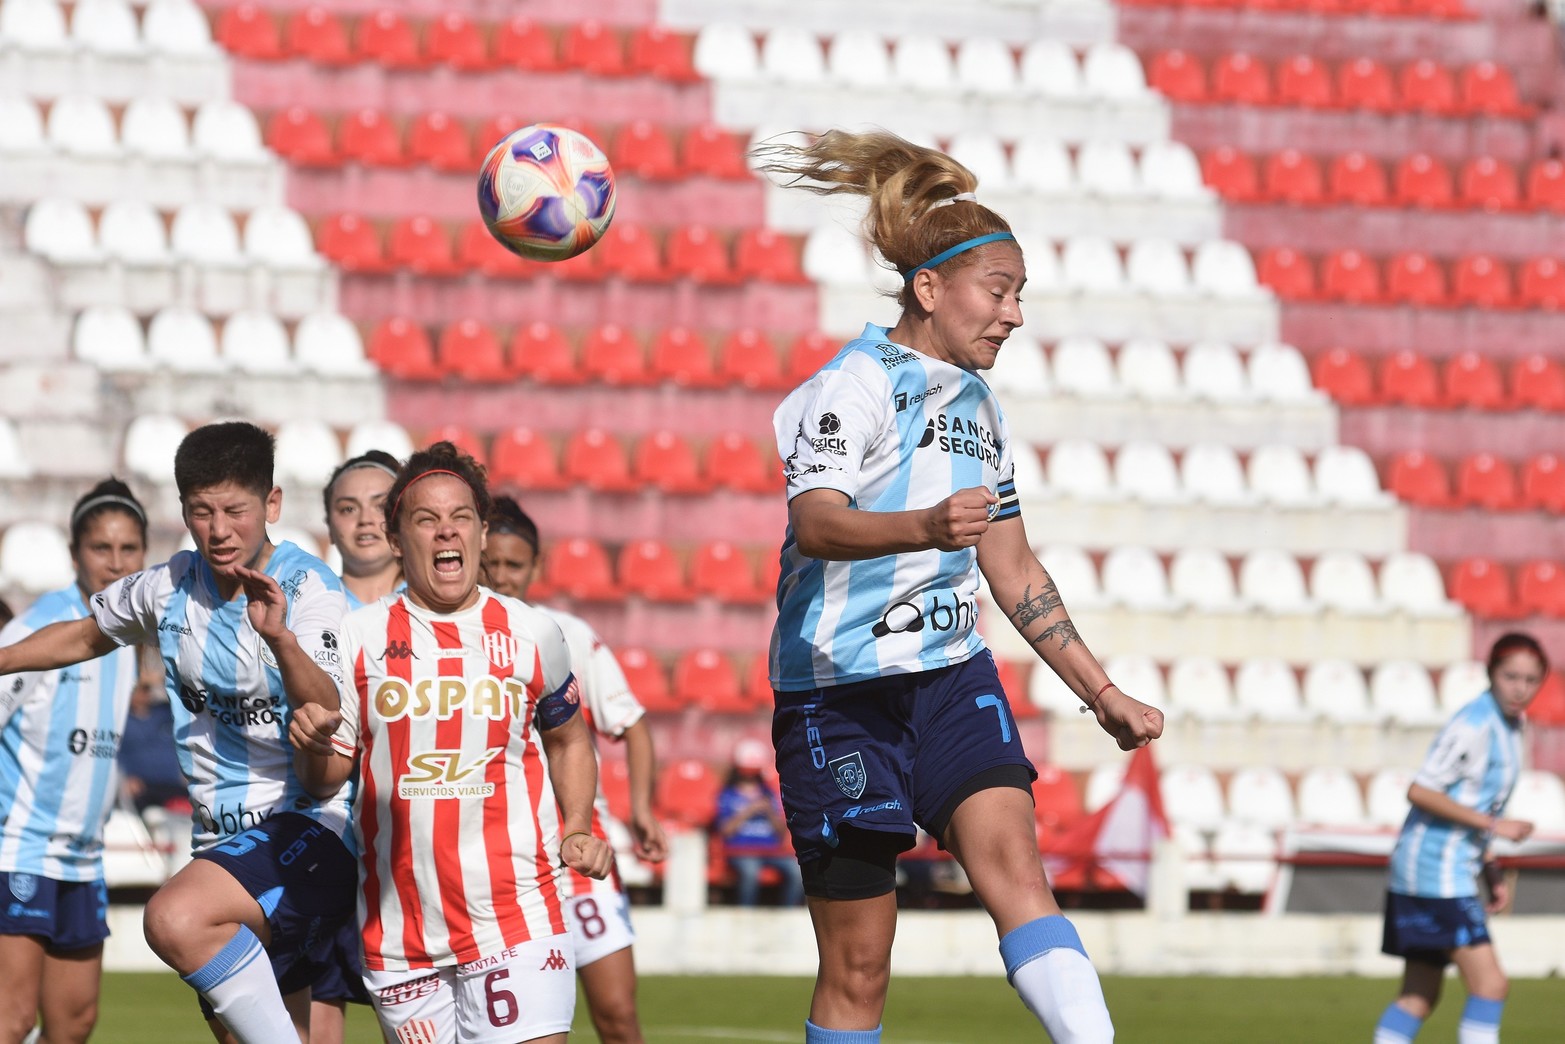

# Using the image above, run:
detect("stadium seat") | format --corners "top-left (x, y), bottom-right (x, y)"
top-left (542, 538), bottom-right (620, 601)
top-left (1234, 658), bottom-right (1311, 723)
top-left (1227, 766), bottom-right (1296, 830)
top-left (222, 310), bottom-right (294, 375)
top-left (1263, 149), bottom-right (1325, 206)
top-left (681, 123), bottom-right (749, 180)
top-left (1399, 59), bottom-right (1458, 115)
top-left (581, 324), bottom-right (651, 386)
top-left (1366, 768), bottom-right (1414, 828)
top-left (0, 521), bottom-right (73, 594)
top-left (1185, 342), bottom-right (1249, 402)
top-left (561, 20), bottom-right (625, 76)
top-left (704, 432), bottom-right (773, 494)
top-left (1531, 673), bottom-right (1565, 725)
top-left (1102, 546), bottom-right (1175, 611)
top-left (1125, 240), bottom-right (1190, 296)
top-left (1459, 156), bottom-right (1521, 211)
top-left (1508, 771), bottom-right (1565, 832)
top-left (508, 322), bottom-right (579, 384)
top-left (1248, 343), bottom-right (1314, 403)
top-left (142, 0), bottom-right (213, 55)
top-left (1166, 657), bottom-right (1240, 722)
top-left (643, 326), bottom-right (713, 388)
top-left (1526, 159), bottom-right (1565, 212)
top-left (0, 420), bottom-right (29, 480)
top-left (283, 7), bottom-right (352, 65)
top-left (674, 649), bottom-right (747, 714)
top-left (1311, 550), bottom-right (1381, 613)
top-left (628, 24), bottom-right (697, 82)
top-left (345, 421), bottom-right (414, 461)
top-left (1201, 146), bottom-right (1260, 202)
top-left (1046, 440), bottom-right (1114, 501)
top-left (988, 336), bottom-right (1051, 396)
top-left (1297, 766), bottom-right (1368, 827)
top-left (656, 758), bottom-right (721, 826)
top-left (786, 332), bottom-right (839, 383)
top-left (1380, 552), bottom-right (1452, 616)
top-left (734, 229), bottom-right (805, 285)
top-left (563, 429), bottom-right (636, 493)
top-left (368, 317), bottom-right (439, 380)
top-left (456, 219), bottom-right (529, 279)
top-left (1438, 661), bottom-right (1490, 714)
top-left (1256, 247), bottom-right (1318, 301)
top-left (1314, 445), bottom-right (1385, 507)
top-left (612, 120), bottom-right (679, 181)
top-left (1141, 141), bottom-right (1209, 202)
top-left (1442, 351), bottom-right (1506, 410)
top-left (949, 133), bottom-right (1013, 191)
top-left (387, 216), bottom-right (457, 275)
top-left (1051, 336), bottom-right (1119, 398)
top-left (47, 95), bottom-right (118, 158)
top-left (23, 197), bottom-right (100, 264)
top-left (436, 319), bottom-right (508, 382)
top-left (762, 26), bottom-right (827, 85)
top-left (1519, 257), bottom-right (1565, 311)
top-left (354, 8), bottom-right (422, 67)
top-left (1082, 762), bottom-right (1126, 814)
top-left (494, 17), bottom-right (558, 70)
top-left (1211, 823), bottom-right (1278, 895)
top-left (828, 30), bottom-right (892, 89)
top-left (1521, 453), bottom-right (1565, 512)
top-left (1452, 253), bottom-right (1513, 309)
top-left (1037, 545), bottom-right (1104, 612)
top-left (122, 98), bottom-right (190, 161)
top-left (1327, 151), bottom-right (1389, 206)
top-left (171, 202), bottom-right (246, 267)
top-left (338, 109), bottom-right (404, 168)
top-left (489, 426), bottom-right (565, 490)
top-left (1169, 548), bottom-right (1241, 610)
top-left (1148, 49), bottom-right (1207, 103)
top-left (99, 200), bottom-right (169, 264)
top-left (1337, 58), bottom-right (1396, 112)
top-left (954, 37), bottom-right (1020, 95)
top-left (406, 112), bottom-right (471, 172)
top-left (123, 413), bottom-right (186, 484)
top-left (426, 12), bottom-right (488, 70)
top-left (693, 23), bottom-right (759, 81)
top-left (616, 647), bottom-right (676, 713)
top-left (1511, 355), bottom-right (1565, 412)
top-left (1101, 654), bottom-right (1168, 711)
top-left (596, 223), bottom-right (667, 283)
top-left (1460, 61), bottom-right (1527, 118)
top-left (1383, 452), bottom-right (1450, 512)
top-left (1030, 765), bottom-right (1084, 841)
top-left (632, 430), bottom-right (707, 494)
top-left (1386, 252), bottom-right (1449, 308)
top-left (691, 541), bottom-right (766, 604)
top-left (245, 206), bottom-right (319, 269)
top-left (716, 328), bottom-right (786, 390)
top-left (73, 306), bottom-right (149, 372)
top-left (665, 226), bottom-right (734, 284)
top-left (293, 313), bottom-right (371, 377)
top-left (1516, 560), bottom-right (1565, 616)
top-left (1182, 443), bottom-right (1252, 506)
top-left (1193, 241), bottom-right (1261, 298)
top-left (1160, 765), bottom-right (1226, 832)
top-left (1248, 444), bottom-right (1315, 507)
top-left (421, 425), bottom-right (486, 465)
top-left (1370, 660), bottom-right (1442, 725)
top-left (214, 1), bottom-right (279, 59)
top-left (618, 539), bottom-right (691, 602)
top-left (316, 214), bottom-right (386, 272)
top-left (1378, 350), bottom-right (1440, 408)
top-left (1448, 556), bottom-right (1517, 617)
top-left (1321, 249), bottom-right (1382, 304)
top-left (1276, 54), bottom-right (1334, 108)
top-left (148, 308), bottom-right (223, 374)
top-left (1239, 549), bottom-right (1312, 613)
top-left (1114, 441), bottom-right (1182, 501)
top-left (274, 419), bottom-right (342, 487)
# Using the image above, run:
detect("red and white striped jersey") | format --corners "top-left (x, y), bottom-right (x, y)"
top-left (333, 589), bottom-right (579, 972)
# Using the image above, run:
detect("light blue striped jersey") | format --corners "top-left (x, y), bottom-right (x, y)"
top-left (770, 324), bottom-right (1021, 691)
top-left (1389, 691), bottom-right (1521, 898)
top-left (342, 582), bottom-right (404, 612)
top-left (91, 542), bottom-right (353, 852)
top-left (0, 586), bottom-right (138, 881)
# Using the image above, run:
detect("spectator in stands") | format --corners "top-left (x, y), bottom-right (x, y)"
top-left (1374, 632), bottom-right (1546, 1044)
top-left (119, 650), bottom-right (185, 814)
top-left (482, 495), bottom-right (668, 1044)
top-left (714, 739), bottom-right (804, 908)
top-left (323, 449), bottom-right (403, 610)
top-left (757, 129), bottom-right (1163, 1044)
top-left (0, 478), bottom-right (147, 1044)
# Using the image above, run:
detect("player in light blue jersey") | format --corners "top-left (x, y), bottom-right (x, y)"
top-left (1374, 633), bottom-right (1545, 1044)
top-left (0, 422), bottom-right (355, 1044)
top-left (0, 479), bottom-right (146, 1044)
top-left (757, 130), bottom-right (1163, 1044)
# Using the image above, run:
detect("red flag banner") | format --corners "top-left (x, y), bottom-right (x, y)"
top-left (1043, 745), bottom-right (1169, 897)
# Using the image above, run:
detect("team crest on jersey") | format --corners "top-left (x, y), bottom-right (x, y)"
top-left (828, 752), bottom-right (867, 800)
top-left (8, 872), bottom-right (37, 902)
top-left (482, 632), bottom-right (518, 669)
top-left (395, 1019), bottom-right (440, 1044)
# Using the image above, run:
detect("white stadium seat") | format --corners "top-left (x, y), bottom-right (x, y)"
top-left (954, 38), bottom-right (1019, 96)
top-left (1184, 341), bottom-right (1250, 402)
top-left (947, 132), bottom-right (1012, 190)
top-left (1029, 664), bottom-right (1082, 716)
top-left (1019, 39), bottom-right (1082, 100)
top-left (1167, 655), bottom-right (1240, 721)
top-left (122, 97), bottom-right (192, 159)
top-left (192, 99), bottom-right (267, 160)
top-left (1102, 653), bottom-right (1167, 709)
top-left (1162, 764), bottom-right (1226, 832)
top-left (1302, 659), bottom-right (1376, 724)
top-left (295, 313), bottom-right (374, 377)
top-left (122, 413), bottom-right (187, 483)
top-left (1369, 660), bottom-right (1442, 726)
top-left (1310, 550), bottom-right (1381, 614)
top-left (1238, 549), bottom-right (1311, 613)
top-left (0, 419), bottom-right (32, 478)
top-left (1140, 141), bottom-right (1209, 202)
top-left (46, 96), bottom-right (120, 157)
top-left (1051, 335), bottom-right (1119, 397)
top-left (1114, 441), bottom-right (1183, 503)
top-left (99, 199), bottom-right (170, 263)
top-left (760, 27), bottom-right (826, 85)
top-left (1248, 342), bottom-right (1316, 403)
top-left (1314, 445), bottom-right (1389, 507)
top-left (1011, 138), bottom-right (1075, 195)
top-left (1234, 658), bottom-right (1312, 723)
top-left (346, 420), bottom-right (414, 461)
top-left (1101, 545), bottom-right (1173, 610)
top-left (1508, 771), bottom-right (1565, 834)
top-left (1379, 552), bottom-right (1454, 616)
top-left (1227, 766), bottom-right (1296, 831)
top-left (1078, 141), bottom-right (1142, 200)
top-left (986, 335), bottom-right (1051, 395)
top-left (693, 24), bottom-right (759, 81)
top-left (1015, 233), bottom-right (1064, 291)
top-left (147, 307), bottom-right (223, 373)
top-left (1061, 235), bottom-right (1125, 293)
top-left (802, 224), bottom-right (869, 285)
top-left (827, 30), bottom-right (890, 88)
top-left (1081, 42), bottom-right (1147, 100)
top-left (142, 0), bottom-right (215, 55)
top-left (275, 419), bottom-right (344, 487)
top-left (170, 202), bottom-right (242, 264)
top-left (1366, 768), bottom-right (1414, 828)
top-left (1212, 822), bottom-right (1278, 894)
top-left (221, 310), bottom-right (293, 374)
top-left (244, 206), bottom-right (319, 267)
top-left (0, 521), bottom-right (73, 594)
top-left (1182, 443), bottom-right (1252, 506)
top-left (1193, 240), bottom-right (1261, 298)
top-left (0, 0), bottom-right (69, 50)
top-left (1169, 547), bottom-right (1240, 611)
top-left (1174, 823), bottom-right (1222, 892)
top-left (71, 0), bottom-right (141, 54)
top-left (23, 197), bottom-right (100, 263)
top-left (1125, 239), bottom-right (1191, 297)
top-left (891, 35), bottom-right (956, 91)
top-left (1438, 661), bottom-right (1490, 713)
top-left (1296, 766), bottom-right (1367, 827)
top-left (1037, 545), bottom-right (1104, 608)
top-left (1117, 338), bottom-right (1184, 401)
top-left (73, 305), bottom-right (150, 371)
top-left (1010, 440), bottom-right (1048, 497)
top-left (1084, 760), bottom-right (1126, 813)
top-left (1045, 439), bottom-right (1114, 500)
top-left (0, 96), bottom-right (47, 154)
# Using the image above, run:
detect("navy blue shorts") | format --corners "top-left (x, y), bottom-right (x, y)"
top-left (311, 919), bottom-right (371, 1005)
top-left (1382, 891), bottom-right (1491, 964)
top-left (773, 652), bottom-right (1035, 864)
top-left (194, 812), bottom-right (357, 1017)
top-left (0, 871), bottom-right (108, 952)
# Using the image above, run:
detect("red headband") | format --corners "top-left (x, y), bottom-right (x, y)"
top-left (390, 469), bottom-right (469, 522)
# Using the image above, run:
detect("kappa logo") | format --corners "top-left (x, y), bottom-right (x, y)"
top-left (381, 640), bottom-right (415, 661)
top-left (482, 632), bottom-right (518, 669)
top-left (828, 752), bottom-right (867, 800)
top-left (539, 948), bottom-right (570, 971)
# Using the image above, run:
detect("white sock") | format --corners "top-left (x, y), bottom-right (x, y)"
top-left (1000, 916), bottom-right (1114, 1043)
top-left (180, 926), bottom-right (296, 1043)
top-left (1458, 997), bottom-right (1503, 1044)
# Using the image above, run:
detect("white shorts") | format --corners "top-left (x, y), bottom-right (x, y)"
top-left (564, 885), bottom-right (635, 967)
top-left (364, 934), bottom-right (576, 1044)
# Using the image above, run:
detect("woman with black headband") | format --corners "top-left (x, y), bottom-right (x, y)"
top-left (757, 130), bottom-right (1163, 1043)
top-left (0, 478), bottom-right (147, 1043)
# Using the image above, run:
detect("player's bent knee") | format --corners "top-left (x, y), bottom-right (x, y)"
top-left (0, 1004), bottom-right (40, 1042)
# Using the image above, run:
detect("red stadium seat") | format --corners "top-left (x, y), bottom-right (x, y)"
top-left (788, 331), bottom-right (839, 380)
top-left (1403, 0), bottom-right (1469, 18)
top-left (1275, 54), bottom-right (1334, 108)
top-left (1394, 153), bottom-right (1455, 209)
top-left (426, 12), bottom-right (489, 71)
top-left (1263, 149), bottom-right (1325, 205)
top-left (581, 324), bottom-right (651, 386)
top-left (1452, 254), bottom-right (1514, 309)
top-left (1521, 453), bottom-right (1565, 511)
top-left (1519, 257), bottom-right (1565, 310)
top-left (674, 650), bottom-right (746, 714)
top-left (543, 538), bottom-right (621, 600)
top-left (316, 213), bottom-right (386, 272)
top-left (1031, 764), bottom-right (1084, 841)
top-left (616, 647), bottom-right (676, 713)
top-left (735, 228), bottom-right (805, 284)
top-left (1527, 671), bottom-right (1565, 725)
top-left (599, 758), bottom-right (632, 823)
top-left (612, 121), bottom-right (679, 180)
top-left (457, 219), bottom-right (531, 279)
top-left (1257, 246), bottom-right (1318, 301)
top-left (1379, 350), bottom-right (1441, 407)
top-left (265, 107), bottom-right (335, 167)
top-left (216, 3), bottom-right (280, 60)
top-left (355, 9), bottom-right (422, 69)
top-left (489, 426), bottom-right (568, 490)
top-left (1525, 159), bottom-right (1565, 212)
top-left (665, 226), bottom-right (734, 284)
top-left (1386, 450), bottom-right (1451, 506)
top-left (691, 541), bottom-right (766, 603)
top-left (338, 109), bottom-right (405, 168)
top-left (494, 18), bottom-right (558, 70)
top-left (1311, 347), bottom-right (1374, 404)
top-left (283, 7), bottom-right (352, 65)
top-left (1455, 452), bottom-right (1519, 510)
top-left (1148, 51), bottom-right (1208, 104)
top-left (632, 430), bottom-right (709, 494)
top-left (627, 25), bottom-right (698, 82)
top-left (595, 223), bottom-right (667, 283)
top-left (1337, 58), bottom-right (1396, 113)
top-left (1201, 146), bottom-right (1260, 202)
top-left (618, 539), bottom-right (692, 601)
top-left (718, 328), bottom-right (788, 390)
top-left (387, 216), bottom-right (456, 275)
top-left (407, 112), bottom-right (472, 173)
top-left (657, 758), bottom-right (721, 825)
top-left (1517, 560), bottom-right (1565, 616)
top-left (704, 432), bottom-right (774, 493)
top-left (510, 322), bottom-right (581, 385)
top-left (1321, 249), bottom-right (1382, 304)
top-left (561, 20), bottom-right (625, 76)
top-left (742, 654), bottom-right (773, 709)
top-left (1449, 557), bottom-right (1517, 618)
top-left (1398, 59), bottom-right (1457, 115)
top-left (1386, 251), bottom-right (1449, 307)
top-left (1459, 156), bottom-right (1521, 211)
top-left (423, 425), bottom-right (487, 465)
top-left (681, 123), bottom-right (750, 181)
top-left (1212, 53), bottom-right (1273, 105)
top-left (1511, 355), bottom-right (1565, 411)
top-left (1442, 350), bottom-right (1505, 410)
top-left (1328, 151), bottom-right (1389, 206)
top-left (648, 326), bottom-right (718, 387)
top-left (437, 319), bottom-right (508, 382)
top-left (1460, 62), bottom-right (1526, 117)
top-left (367, 318), bottom-right (439, 380)
top-left (473, 115), bottom-right (524, 161)
top-left (563, 428), bottom-right (637, 492)
top-left (549, 238), bottom-right (604, 283)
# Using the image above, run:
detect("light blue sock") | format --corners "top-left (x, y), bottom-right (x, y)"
top-left (1458, 996), bottom-right (1503, 1044)
top-left (999, 915), bottom-right (1114, 1042)
top-left (181, 926), bottom-right (295, 1042)
top-left (804, 1019), bottom-right (880, 1042)
top-left (1373, 1002), bottom-right (1424, 1043)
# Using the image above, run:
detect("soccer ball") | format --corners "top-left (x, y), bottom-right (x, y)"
top-left (477, 124), bottom-right (616, 262)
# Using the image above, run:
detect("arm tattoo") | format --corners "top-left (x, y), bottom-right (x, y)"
top-left (1031, 619), bottom-right (1080, 653)
top-left (1008, 579), bottom-right (1064, 629)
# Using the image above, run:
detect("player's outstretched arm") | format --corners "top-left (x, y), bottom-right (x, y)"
top-left (977, 515), bottom-right (1163, 751)
top-left (1406, 783), bottom-right (1534, 840)
top-left (622, 718), bottom-right (668, 862)
top-left (789, 486), bottom-right (999, 561)
top-left (288, 702), bottom-right (353, 799)
top-left (233, 565), bottom-right (342, 715)
top-left (541, 710), bottom-right (614, 879)
top-left (0, 617), bottom-right (116, 677)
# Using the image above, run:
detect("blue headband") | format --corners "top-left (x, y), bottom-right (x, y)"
top-left (903, 232), bottom-right (1017, 282)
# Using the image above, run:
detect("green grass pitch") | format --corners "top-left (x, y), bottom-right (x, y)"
top-left (92, 972), bottom-right (1564, 1041)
